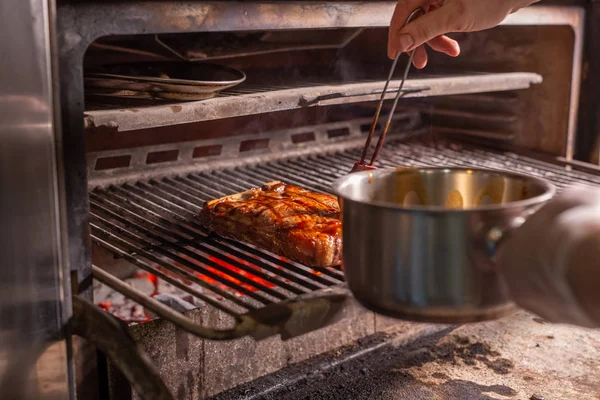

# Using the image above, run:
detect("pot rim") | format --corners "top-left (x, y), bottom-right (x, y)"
top-left (332, 167), bottom-right (557, 213)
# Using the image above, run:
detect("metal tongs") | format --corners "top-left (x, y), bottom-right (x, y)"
top-left (351, 7), bottom-right (425, 173)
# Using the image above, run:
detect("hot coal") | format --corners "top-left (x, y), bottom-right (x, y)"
top-left (93, 267), bottom-right (204, 324)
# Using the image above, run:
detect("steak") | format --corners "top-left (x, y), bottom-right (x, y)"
top-left (199, 181), bottom-right (342, 267)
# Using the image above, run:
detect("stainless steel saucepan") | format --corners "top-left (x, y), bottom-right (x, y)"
top-left (332, 167), bottom-right (556, 324)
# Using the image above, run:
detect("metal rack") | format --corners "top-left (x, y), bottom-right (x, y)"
top-left (91, 134), bottom-right (600, 341)
top-left (84, 73), bottom-right (541, 132)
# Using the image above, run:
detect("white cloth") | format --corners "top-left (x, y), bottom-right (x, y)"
top-left (497, 186), bottom-right (600, 328)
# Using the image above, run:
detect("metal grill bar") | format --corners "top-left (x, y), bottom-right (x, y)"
top-left (92, 191), bottom-right (307, 298)
top-left (91, 199), bottom-right (287, 304)
top-left (92, 235), bottom-right (246, 315)
top-left (91, 223), bottom-right (258, 312)
top-left (90, 215), bottom-right (273, 306)
top-left (126, 180), bottom-right (343, 286)
top-left (383, 142), bottom-right (600, 188)
top-left (92, 136), bottom-right (600, 340)
top-left (115, 186), bottom-right (340, 292)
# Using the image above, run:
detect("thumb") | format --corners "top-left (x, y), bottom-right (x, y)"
top-left (389, 5), bottom-right (459, 56)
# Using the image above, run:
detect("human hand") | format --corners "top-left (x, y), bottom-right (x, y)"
top-left (497, 186), bottom-right (600, 328)
top-left (388, 0), bottom-right (540, 68)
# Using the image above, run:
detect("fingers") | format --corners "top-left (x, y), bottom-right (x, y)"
top-left (411, 45), bottom-right (428, 69)
top-left (426, 35), bottom-right (460, 57)
top-left (390, 0), bottom-right (429, 35)
top-left (388, 0), bottom-right (430, 59)
top-left (388, 0), bottom-right (461, 63)
top-left (402, 35), bottom-right (460, 70)
top-left (390, 2), bottom-right (466, 58)
top-left (402, 5), bottom-right (459, 51)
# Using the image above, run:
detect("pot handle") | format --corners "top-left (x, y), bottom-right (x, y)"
top-left (485, 210), bottom-right (536, 260)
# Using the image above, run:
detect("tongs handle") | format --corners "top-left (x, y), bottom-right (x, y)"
top-left (353, 7), bottom-right (425, 173)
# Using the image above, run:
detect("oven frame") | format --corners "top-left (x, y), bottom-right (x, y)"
top-left (56, 0), bottom-right (585, 304)
top-left (49, 2), bottom-right (589, 398)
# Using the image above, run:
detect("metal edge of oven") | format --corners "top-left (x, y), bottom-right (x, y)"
top-left (0, 0), bottom-right (73, 399)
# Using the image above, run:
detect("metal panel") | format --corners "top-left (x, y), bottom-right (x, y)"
top-left (576, 2), bottom-right (600, 164)
top-left (86, 111), bottom-right (423, 187)
top-left (56, 2), bottom-right (583, 41)
top-left (504, 5), bottom-right (585, 161)
top-left (0, 0), bottom-right (72, 399)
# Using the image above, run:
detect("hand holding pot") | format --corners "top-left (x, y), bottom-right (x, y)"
top-left (497, 186), bottom-right (600, 328)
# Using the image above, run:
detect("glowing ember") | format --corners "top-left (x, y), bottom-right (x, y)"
top-left (170, 253), bottom-right (276, 295)
top-left (204, 255), bottom-right (276, 292)
top-left (94, 247), bottom-right (343, 326)
top-left (95, 272), bottom-right (163, 324)
top-left (155, 265), bottom-right (193, 285)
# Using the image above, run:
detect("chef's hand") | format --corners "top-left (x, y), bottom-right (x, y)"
top-left (497, 186), bottom-right (600, 328)
top-left (388, 0), bottom-right (540, 68)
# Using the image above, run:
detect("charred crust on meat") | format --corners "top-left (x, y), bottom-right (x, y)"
top-left (199, 181), bottom-right (342, 267)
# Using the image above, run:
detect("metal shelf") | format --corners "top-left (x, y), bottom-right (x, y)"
top-left (84, 72), bottom-right (542, 132)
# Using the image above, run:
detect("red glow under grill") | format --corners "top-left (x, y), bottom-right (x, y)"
top-left (168, 253), bottom-right (276, 296)
top-left (201, 255), bottom-right (275, 293)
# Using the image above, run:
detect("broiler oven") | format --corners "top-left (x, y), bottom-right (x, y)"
top-left (5, 1), bottom-right (600, 399)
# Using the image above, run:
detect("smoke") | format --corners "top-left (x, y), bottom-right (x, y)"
top-left (332, 51), bottom-right (363, 83)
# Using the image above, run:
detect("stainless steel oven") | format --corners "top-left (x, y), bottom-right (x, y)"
top-left (4, 1), bottom-right (600, 399)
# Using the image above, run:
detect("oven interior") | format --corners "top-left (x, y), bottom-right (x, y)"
top-left (76, 12), bottom-right (600, 400)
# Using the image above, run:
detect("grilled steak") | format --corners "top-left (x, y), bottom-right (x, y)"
top-left (199, 181), bottom-right (342, 267)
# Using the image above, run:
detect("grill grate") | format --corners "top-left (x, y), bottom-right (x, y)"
top-left (91, 136), bottom-right (600, 338)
